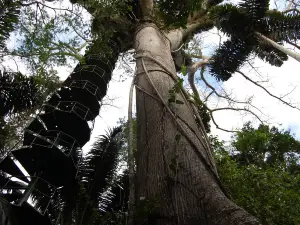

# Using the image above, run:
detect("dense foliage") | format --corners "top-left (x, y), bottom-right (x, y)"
top-left (0, 0), bottom-right (20, 52)
top-left (35, 126), bottom-right (130, 225)
top-left (0, 70), bottom-right (60, 154)
top-left (209, 0), bottom-right (300, 81)
top-left (0, 70), bottom-right (40, 117)
top-left (212, 123), bottom-right (300, 225)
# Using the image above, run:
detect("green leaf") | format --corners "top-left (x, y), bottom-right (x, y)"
top-left (209, 38), bottom-right (253, 81)
top-left (174, 78), bottom-right (184, 92)
top-left (263, 11), bottom-right (300, 42)
top-left (181, 64), bottom-right (187, 76)
top-left (239, 0), bottom-right (270, 21)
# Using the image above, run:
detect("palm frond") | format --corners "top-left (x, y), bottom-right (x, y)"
top-left (253, 41), bottom-right (288, 66)
top-left (0, 71), bottom-right (41, 117)
top-left (94, 171), bottom-right (129, 225)
top-left (210, 4), bottom-right (251, 37)
top-left (263, 11), bottom-right (300, 42)
top-left (80, 126), bottom-right (124, 208)
top-left (101, 171), bottom-right (129, 213)
top-left (209, 38), bottom-right (253, 81)
top-left (239, 0), bottom-right (270, 21)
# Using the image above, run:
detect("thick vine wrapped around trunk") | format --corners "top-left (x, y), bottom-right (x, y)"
top-left (134, 23), bottom-right (261, 225)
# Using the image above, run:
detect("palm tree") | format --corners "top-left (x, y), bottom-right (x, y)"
top-left (37, 126), bottom-right (129, 225)
top-left (0, 124), bottom-right (128, 225)
top-left (209, 0), bottom-right (300, 81)
top-left (0, 70), bottom-right (40, 153)
top-left (76, 126), bottom-right (126, 225)
top-left (0, 70), bottom-right (41, 117)
top-left (0, 70), bottom-right (60, 155)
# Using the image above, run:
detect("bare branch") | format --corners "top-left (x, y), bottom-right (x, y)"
top-left (211, 107), bottom-right (264, 124)
top-left (210, 115), bottom-right (237, 133)
top-left (200, 72), bottom-right (251, 105)
top-left (286, 40), bottom-right (300, 50)
top-left (188, 58), bottom-right (210, 102)
top-left (19, 0), bottom-right (82, 17)
top-left (236, 70), bottom-right (300, 111)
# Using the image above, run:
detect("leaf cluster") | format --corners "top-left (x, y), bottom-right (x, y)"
top-left (212, 122), bottom-right (300, 224)
top-left (232, 122), bottom-right (300, 168)
top-left (195, 99), bottom-right (211, 133)
top-left (157, 0), bottom-right (203, 28)
top-left (168, 78), bottom-right (185, 104)
top-left (10, 5), bottom-right (91, 74)
top-left (209, 0), bottom-right (299, 81)
top-left (0, 0), bottom-right (20, 51)
top-left (33, 126), bottom-right (129, 225)
top-left (0, 70), bottom-right (40, 117)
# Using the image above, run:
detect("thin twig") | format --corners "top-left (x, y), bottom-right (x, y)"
top-left (237, 70), bottom-right (300, 111)
top-left (210, 107), bottom-right (264, 124)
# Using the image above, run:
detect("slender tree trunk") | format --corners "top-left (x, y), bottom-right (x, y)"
top-left (134, 23), bottom-right (261, 225)
top-left (255, 32), bottom-right (300, 63)
top-left (128, 79), bottom-right (136, 224)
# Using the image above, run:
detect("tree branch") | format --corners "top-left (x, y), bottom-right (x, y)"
top-left (62, 15), bottom-right (92, 43)
top-left (210, 107), bottom-right (264, 124)
top-left (166, 16), bottom-right (213, 51)
top-left (236, 70), bottom-right (300, 111)
top-left (283, 8), bottom-right (300, 14)
top-left (255, 32), bottom-right (300, 63)
top-left (210, 115), bottom-right (237, 133)
top-left (286, 40), bottom-right (300, 50)
top-left (139, 0), bottom-right (153, 21)
top-left (200, 71), bottom-right (251, 105)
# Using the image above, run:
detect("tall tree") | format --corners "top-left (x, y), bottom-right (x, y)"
top-left (131, 0), bottom-right (299, 224)
top-left (213, 123), bottom-right (300, 225)
top-left (1, 0), bottom-right (300, 224)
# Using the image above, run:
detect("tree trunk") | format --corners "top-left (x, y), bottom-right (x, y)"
top-left (255, 32), bottom-right (300, 63)
top-left (134, 23), bottom-right (261, 225)
top-left (128, 79), bottom-right (136, 224)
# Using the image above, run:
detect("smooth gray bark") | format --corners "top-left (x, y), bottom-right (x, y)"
top-left (134, 23), bottom-right (261, 225)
